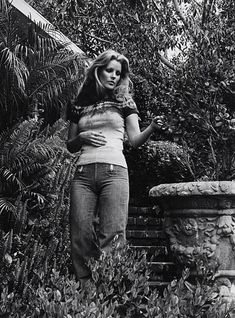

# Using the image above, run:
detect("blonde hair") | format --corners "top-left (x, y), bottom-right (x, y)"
top-left (78, 50), bottom-right (131, 103)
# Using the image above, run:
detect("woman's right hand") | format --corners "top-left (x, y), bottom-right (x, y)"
top-left (78, 131), bottom-right (107, 147)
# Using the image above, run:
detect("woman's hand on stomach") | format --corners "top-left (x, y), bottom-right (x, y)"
top-left (79, 131), bottom-right (107, 147)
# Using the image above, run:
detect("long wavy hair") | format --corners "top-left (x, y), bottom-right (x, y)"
top-left (76, 50), bottom-right (131, 105)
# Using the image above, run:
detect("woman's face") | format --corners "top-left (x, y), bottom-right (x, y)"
top-left (99, 60), bottom-right (122, 90)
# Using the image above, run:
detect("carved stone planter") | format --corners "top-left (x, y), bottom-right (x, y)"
top-left (149, 181), bottom-right (235, 297)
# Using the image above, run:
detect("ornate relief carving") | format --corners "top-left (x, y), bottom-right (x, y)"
top-left (150, 181), bottom-right (235, 298)
top-left (149, 181), bottom-right (235, 197)
top-left (165, 215), bottom-right (235, 270)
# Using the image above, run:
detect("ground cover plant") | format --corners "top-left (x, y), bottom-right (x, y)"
top-left (1, 225), bottom-right (235, 317)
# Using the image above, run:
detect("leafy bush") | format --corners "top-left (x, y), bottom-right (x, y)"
top-left (0, 119), bottom-right (76, 232)
top-left (1, 231), bottom-right (234, 317)
top-left (145, 268), bottom-right (235, 318)
top-left (124, 140), bottom-right (194, 205)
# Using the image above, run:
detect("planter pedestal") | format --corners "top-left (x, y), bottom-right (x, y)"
top-left (149, 181), bottom-right (235, 298)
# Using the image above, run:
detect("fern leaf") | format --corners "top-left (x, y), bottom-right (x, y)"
top-left (28, 240), bottom-right (38, 273)
top-left (18, 255), bottom-right (28, 285)
top-left (3, 229), bottom-right (13, 255)
top-left (14, 200), bottom-right (28, 233)
top-left (22, 191), bottom-right (45, 207)
top-left (0, 167), bottom-right (24, 191)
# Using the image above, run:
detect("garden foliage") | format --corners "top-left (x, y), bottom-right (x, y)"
top-left (124, 140), bottom-right (194, 204)
top-left (1, 227), bottom-right (234, 317)
top-left (26, 0), bottom-right (235, 181)
top-left (1, 0), bottom-right (235, 316)
top-left (0, 119), bottom-right (234, 317)
top-left (0, 0), bottom-right (85, 131)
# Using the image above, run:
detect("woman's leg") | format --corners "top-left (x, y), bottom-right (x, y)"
top-left (70, 164), bottom-right (100, 279)
top-left (97, 164), bottom-right (129, 251)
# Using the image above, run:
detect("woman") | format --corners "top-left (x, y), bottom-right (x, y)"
top-left (67, 49), bottom-right (163, 281)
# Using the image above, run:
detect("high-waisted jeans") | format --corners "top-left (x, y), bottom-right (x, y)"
top-left (70, 163), bottom-right (129, 279)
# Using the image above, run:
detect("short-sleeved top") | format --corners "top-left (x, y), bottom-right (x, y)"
top-left (68, 97), bottom-right (138, 168)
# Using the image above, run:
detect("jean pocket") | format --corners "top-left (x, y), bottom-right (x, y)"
top-left (105, 164), bottom-right (126, 177)
top-left (74, 165), bottom-right (84, 178)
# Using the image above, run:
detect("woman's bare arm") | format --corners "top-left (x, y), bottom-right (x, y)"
top-left (66, 122), bottom-right (107, 153)
top-left (125, 114), bottom-right (163, 148)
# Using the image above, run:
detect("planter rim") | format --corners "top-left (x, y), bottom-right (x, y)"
top-left (149, 181), bottom-right (235, 197)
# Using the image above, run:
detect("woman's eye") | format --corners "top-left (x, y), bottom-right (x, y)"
top-left (106, 68), bottom-right (121, 76)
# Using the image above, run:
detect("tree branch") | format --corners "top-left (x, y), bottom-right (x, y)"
top-left (172, 0), bottom-right (188, 28)
top-left (81, 31), bottom-right (113, 44)
top-left (101, 0), bottom-right (122, 38)
top-left (201, 0), bottom-right (208, 26)
top-left (202, 0), bottom-right (215, 27)
top-left (158, 53), bottom-right (177, 71)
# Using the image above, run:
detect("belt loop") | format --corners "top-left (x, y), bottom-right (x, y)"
top-left (78, 165), bottom-right (83, 172)
top-left (110, 164), bottom-right (114, 171)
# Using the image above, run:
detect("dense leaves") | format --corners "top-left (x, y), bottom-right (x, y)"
top-left (25, 0), bottom-right (235, 180)
top-left (1, 228), bottom-right (234, 317)
top-left (124, 140), bottom-right (194, 205)
top-left (0, 0), bottom-right (85, 131)
top-left (0, 118), bottom-right (76, 231)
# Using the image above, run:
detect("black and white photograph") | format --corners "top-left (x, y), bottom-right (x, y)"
top-left (0, 0), bottom-right (235, 316)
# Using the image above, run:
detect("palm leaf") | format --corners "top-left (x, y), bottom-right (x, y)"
top-left (20, 162), bottom-right (45, 178)
top-left (1, 0), bottom-right (85, 129)
top-left (21, 190), bottom-right (45, 207)
top-left (0, 167), bottom-right (24, 191)
top-left (0, 197), bottom-right (15, 215)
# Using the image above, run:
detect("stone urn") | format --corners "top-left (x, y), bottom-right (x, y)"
top-left (149, 181), bottom-right (235, 297)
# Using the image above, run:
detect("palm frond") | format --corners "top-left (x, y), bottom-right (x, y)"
top-left (22, 190), bottom-right (45, 207)
top-left (27, 51), bottom-right (84, 102)
top-left (20, 162), bottom-right (45, 178)
top-left (0, 0), bottom-right (8, 12)
top-left (9, 156), bottom-right (31, 173)
top-left (3, 228), bottom-right (13, 254)
top-left (0, 197), bottom-right (15, 215)
top-left (5, 119), bottom-right (38, 150)
top-left (0, 0), bottom-right (85, 129)
top-left (0, 167), bottom-right (24, 191)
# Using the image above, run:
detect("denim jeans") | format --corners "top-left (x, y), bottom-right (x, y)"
top-left (70, 163), bottom-right (129, 279)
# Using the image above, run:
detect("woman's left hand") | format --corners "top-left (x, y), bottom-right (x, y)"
top-left (151, 116), bottom-right (165, 131)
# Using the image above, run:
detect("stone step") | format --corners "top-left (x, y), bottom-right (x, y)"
top-left (127, 205), bottom-right (175, 291)
top-left (126, 229), bottom-right (166, 239)
top-left (127, 237), bottom-right (168, 246)
top-left (149, 281), bottom-right (170, 288)
top-left (130, 245), bottom-right (171, 262)
top-left (128, 206), bottom-right (161, 216)
top-left (131, 245), bottom-right (168, 256)
top-left (150, 261), bottom-right (176, 273)
top-left (127, 216), bottom-right (162, 228)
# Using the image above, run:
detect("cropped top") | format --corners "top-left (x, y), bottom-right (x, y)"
top-left (68, 97), bottom-right (138, 168)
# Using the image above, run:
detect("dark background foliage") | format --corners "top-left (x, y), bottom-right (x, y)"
top-left (25, 0), bottom-right (235, 181)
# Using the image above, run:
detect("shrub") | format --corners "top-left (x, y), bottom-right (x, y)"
top-left (124, 140), bottom-right (194, 205)
top-left (1, 234), bottom-right (235, 317)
